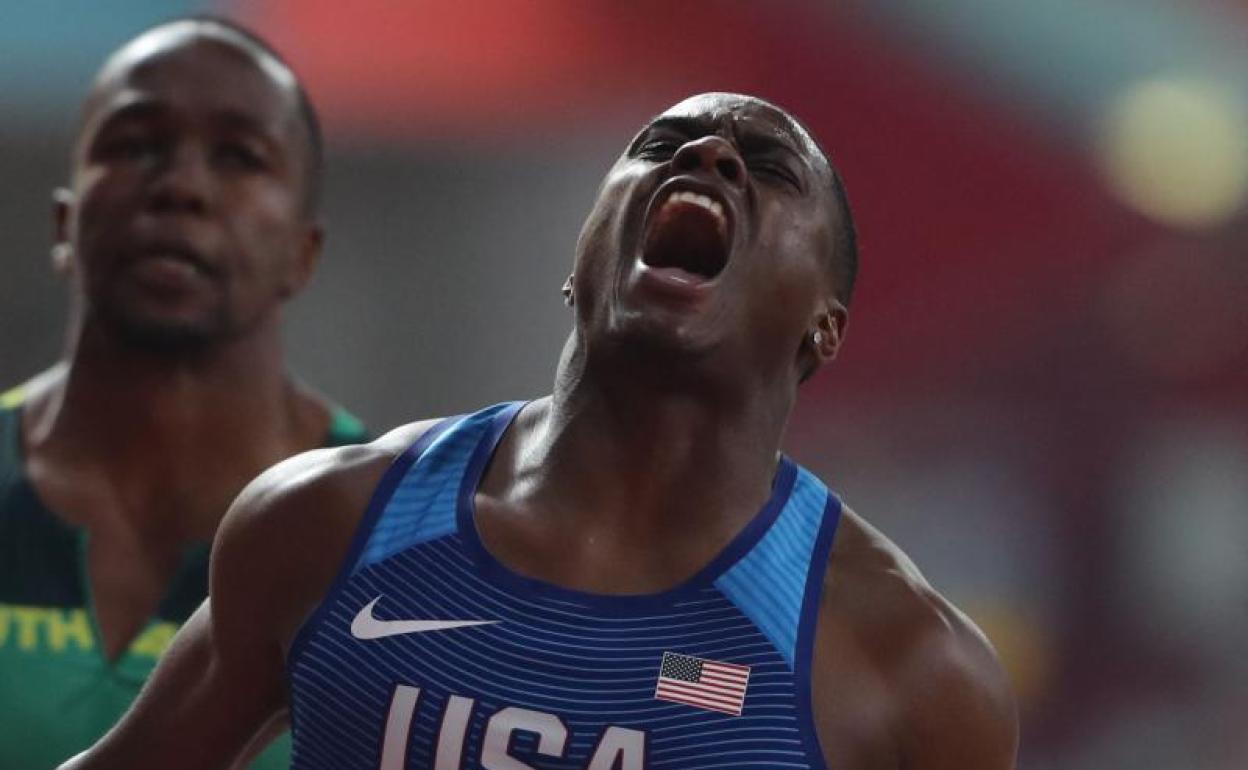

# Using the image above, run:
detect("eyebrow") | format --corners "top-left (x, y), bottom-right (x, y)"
top-left (734, 115), bottom-right (807, 158)
top-left (648, 115), bottom-right (716, 136)
top-left (91, 97), bottom-right (167, 134)
top-left (630, 112), bottom-right (808, 161)
top-left (210, 109), bottom-right (284, 148)
top-left (90, 97), bottom-right (283, 150)
top-left (627, 115), bottom-right (711, 155)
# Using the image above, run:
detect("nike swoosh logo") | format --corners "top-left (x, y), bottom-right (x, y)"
top-left (350, 597), bottom-right (500, 640)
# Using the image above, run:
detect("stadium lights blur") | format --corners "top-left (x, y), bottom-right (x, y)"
top-left (1098, 75), bottom-right (1248, 229)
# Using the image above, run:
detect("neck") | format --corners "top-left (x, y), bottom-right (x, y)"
top-left (520, 332), bottom-right (796, 540)
top-left (14, 316), bottom-right (328, 542)
top-left (23, 316), bottom-right (318, 491)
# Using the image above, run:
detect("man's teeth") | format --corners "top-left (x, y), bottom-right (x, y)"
top-left (666, 190), bottom-right (725, 222)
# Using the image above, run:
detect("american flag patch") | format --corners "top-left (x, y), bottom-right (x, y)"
top-left (653, 651), bottom-right (751, 716)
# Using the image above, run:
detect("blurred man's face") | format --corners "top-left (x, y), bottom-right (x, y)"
top-left (58, 26), bottom-right (319, 350)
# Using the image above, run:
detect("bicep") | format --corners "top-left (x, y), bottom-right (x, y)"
top-left (900, 624), bottom-right (1018, 770)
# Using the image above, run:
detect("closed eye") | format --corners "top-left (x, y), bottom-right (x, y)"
top-left (98, 133), bottom-right (162, 162)
top-left (748, 159), bottom-right (801, 190)
top-left (635, 139), bottom-right (682, 162)
top-left (215, 141), bottom-right (269, 171)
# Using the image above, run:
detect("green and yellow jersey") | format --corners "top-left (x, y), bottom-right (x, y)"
top-left (0, 387), bottom-right (368, 769)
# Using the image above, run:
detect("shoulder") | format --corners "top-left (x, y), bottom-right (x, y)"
top-left (218, 418), bottom-right (441, 534)
top-left (209, 418), bottom-right (447, 652)
top-left (2, 364), bottom-right (62, 407)
top-left (813, 506), bottom-right (1018, 769)
top-left (323, 404), bottom-right (370, 445)
top-left (1, 364), bottom-right (65, 419)
top-left (0, 367), bottom-right (64, 477)
top-left (288, 379), bottom-right (371, 447)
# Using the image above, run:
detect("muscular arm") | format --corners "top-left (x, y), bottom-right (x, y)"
top-left (897, 610), bottom-right (1017, 770)
top-left (59, 423), bottom-right (435, 770)
top-left (812, 508), bottom-right (1018, 770)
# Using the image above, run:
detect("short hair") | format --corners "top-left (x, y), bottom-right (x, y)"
top-left (94, 15), bottom-right (324, 215)
top-left (826, 162), bottom-right (859, 306)
top-left (785, 109), bottom-right (857, 307)
top-left (739, 96), bottom-right (859, 306)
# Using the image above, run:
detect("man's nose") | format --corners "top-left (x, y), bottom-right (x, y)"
top-left (147, 143), bottom-right (212, 215)
top-left (671, 136), bottom-right (746, 188)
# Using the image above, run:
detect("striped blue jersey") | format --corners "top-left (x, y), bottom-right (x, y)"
top-left (288, 402), bottom-right (843, 769)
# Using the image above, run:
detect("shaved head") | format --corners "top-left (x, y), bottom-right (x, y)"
top-left (78, 16), bottom-right (323, 215)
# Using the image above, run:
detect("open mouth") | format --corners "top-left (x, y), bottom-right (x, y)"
top-left (641, 189), bottom-right (730, 281)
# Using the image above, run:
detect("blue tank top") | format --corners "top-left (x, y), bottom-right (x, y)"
top-left (288, 402), bottom-right (843, 769)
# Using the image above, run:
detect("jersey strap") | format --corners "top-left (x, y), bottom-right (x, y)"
top-left (286, 404), bottom-right (518, 669)
top-left (714, 465), bottom-right (842, 768)
top-left (0, 406), bottom-right (20, 488)
top-left (351, 403), bottom-right (520, 576)
top-left (714, 466), bottom-right (842, 668)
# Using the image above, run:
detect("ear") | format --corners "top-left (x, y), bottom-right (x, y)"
top-left (800, 299), bottom-right (849, 382)
top-left (280, 221), bottom-right (324, 299)
top-left (813, 299), bottom-right (849, 362)
top-left (51, 188), bottom-right (75, 276)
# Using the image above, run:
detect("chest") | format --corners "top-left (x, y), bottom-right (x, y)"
top-left (288, 536), bottom-right (822, 770)
top-left (0, 474), bottom-right (209, 658)
top-left (20, 453), bottom-right (249, 656)
top-left (86, 527), bottom-right (206, 658)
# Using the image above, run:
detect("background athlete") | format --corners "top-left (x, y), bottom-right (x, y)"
top-left (1, 17), bottom-right (367, 769)
top-left (64, 92), bottom-right (1016, 769)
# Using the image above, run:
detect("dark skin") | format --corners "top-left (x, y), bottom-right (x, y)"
top-left (63, 94), bottom-right (1016, 769)
top-left (18, 21), bottom-right (330, 661)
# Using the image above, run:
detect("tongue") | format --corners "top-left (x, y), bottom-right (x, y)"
top-left (641, 199), bottom-right (728, 280)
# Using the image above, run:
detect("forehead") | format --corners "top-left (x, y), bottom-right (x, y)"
top-left (82, 26), bottom-right (299, 138)
top-left (652, 93), bottom-right (827, 165)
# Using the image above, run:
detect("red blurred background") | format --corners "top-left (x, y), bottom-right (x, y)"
top-left (2, 2), bottom-right (1244, 766)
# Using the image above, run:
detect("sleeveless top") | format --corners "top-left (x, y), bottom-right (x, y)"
top-left (288, 402), bottom-right (843, 769)
top-left (0, 386), bottom-right (368, 770)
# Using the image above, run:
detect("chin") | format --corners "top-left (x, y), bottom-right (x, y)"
top-left (608, 310), bottom-right (718, 359)
top-left (102, 308), bottom-right (231, 352)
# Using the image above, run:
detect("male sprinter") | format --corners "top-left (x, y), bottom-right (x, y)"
top-left (64, 93), bottom-right (1016, 769)
top-left (1, 17), bottom-right (366, 769)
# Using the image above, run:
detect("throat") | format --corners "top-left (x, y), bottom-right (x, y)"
top-left (473, 398), bottom-right (788, 596)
